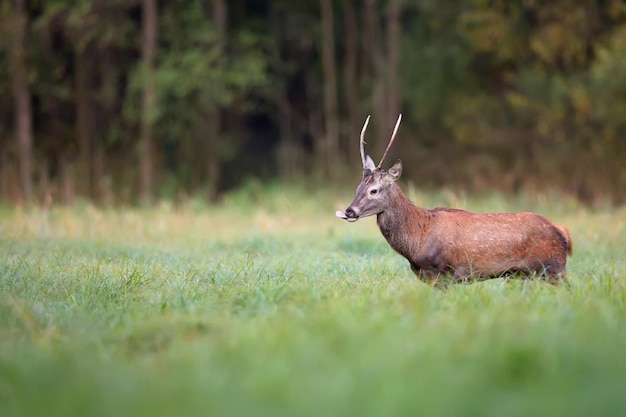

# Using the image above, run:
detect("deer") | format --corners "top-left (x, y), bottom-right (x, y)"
top-left (336, 115), bottom-right (573, 287)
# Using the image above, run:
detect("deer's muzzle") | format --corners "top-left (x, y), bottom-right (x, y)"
top-left (336, 207), bottom-right (360, 222)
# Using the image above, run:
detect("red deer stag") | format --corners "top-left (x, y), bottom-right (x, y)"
top-left (336, 115), bottom-right (573, 286)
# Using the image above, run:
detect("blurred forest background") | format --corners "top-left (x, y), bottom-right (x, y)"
top-left (1, 0), bottom-right (626, 206)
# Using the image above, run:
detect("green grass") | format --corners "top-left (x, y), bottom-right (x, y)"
top-left (1, 185), bottom-right (626, 417)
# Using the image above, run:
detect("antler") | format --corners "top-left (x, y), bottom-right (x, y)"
top-left (377, 114), bottom-right (402, 169)
top-left (360, 115), bottom-right (371, 168)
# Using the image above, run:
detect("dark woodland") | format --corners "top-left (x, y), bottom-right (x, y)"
top-left (1, 0), bottom-right (626, 205)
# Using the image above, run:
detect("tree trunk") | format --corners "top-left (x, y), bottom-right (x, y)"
top-left (320, 0), bottom-right (340, 177)
top-left (364, 0), bottom-right (387, 159)
top-left (59, 151), bottom-right (74, 205)
top-left (8, 0), bottom-right (33, 203)
top-left (206, 0), bottom-right (226, 201)
top-left (206, 107), bottom-right (221, 201)
top-left (277, 96), bottom-right (296, 181)
top-left (139, 0), bottom-right (158, 205)
top-left (94, 48), bottom-right (117, 204)
top-left (75, 47), bottom-right (94, 198)
top-left (385, 0), bottom-right (401, 147)
top-left (343, 0), bottom-right (359, 168)
top-left (0, 146), bottom-right (8, 201)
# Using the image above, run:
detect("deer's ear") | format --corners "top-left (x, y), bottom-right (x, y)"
top-left (386, 159), bottom-right (402, 181)
top-left (364, 155), bottom-right (376, 172)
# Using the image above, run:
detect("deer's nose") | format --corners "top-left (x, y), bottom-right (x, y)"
top-left (345, 207), bottom-right (359, 218)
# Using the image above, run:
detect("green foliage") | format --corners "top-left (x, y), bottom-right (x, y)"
top-left (457, 3), bottom-right (523, 64)
top-left (153, 25), bottom-right (268, 131)
top-left (401, 20), bottom-right (476, 132)
top-left (122, 0), bottom-right (269, 189)
top-left (1, 0), bottom-right (626, 203)
top-left (127, 0), bottom-right (267, 125)
top-left (589, 27), bottom-right (626, 129)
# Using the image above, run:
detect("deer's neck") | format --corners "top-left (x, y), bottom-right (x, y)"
top-left (377, 184), bottom-right (430, 259)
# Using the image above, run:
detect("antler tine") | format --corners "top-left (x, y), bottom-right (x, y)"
top-left (377, 114), bottom-right (402, 168)
top-left (360, 115), bottom-right (371, 168)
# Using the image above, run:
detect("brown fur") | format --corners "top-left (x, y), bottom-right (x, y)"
top-left (340, 161), bottom-right (572, 286)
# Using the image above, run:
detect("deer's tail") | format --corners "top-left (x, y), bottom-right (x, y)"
top-left (557, 226), bottom-right (573, 256)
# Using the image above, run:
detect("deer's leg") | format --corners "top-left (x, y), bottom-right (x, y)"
top-left (452, 265), bottom-right (474, 283)
top-left (545, 270), bottom-right (568, 286)
top-left (541, 259), bottom-right (568, 285)
top-left (410, 263), bottom-right (446, 288)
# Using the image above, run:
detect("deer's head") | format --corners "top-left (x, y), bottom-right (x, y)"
top-left (336, 115), bottom-right (403, 222)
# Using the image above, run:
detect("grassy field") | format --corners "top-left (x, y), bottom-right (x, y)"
top-left (1, 184), bottom-right (626, 417)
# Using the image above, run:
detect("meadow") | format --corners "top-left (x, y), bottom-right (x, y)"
top-left (1, 184), bottom-right (625, 417)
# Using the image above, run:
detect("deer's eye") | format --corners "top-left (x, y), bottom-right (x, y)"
top-left (370, 189), bottom-right (378, 195)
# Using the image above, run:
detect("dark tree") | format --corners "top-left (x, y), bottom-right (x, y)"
top-left (320, 0), bottom-right (339, 176)
top-left (7, 0), bottom-right (33, 203)
top-left (139, 0), bottom-right (158, 204)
